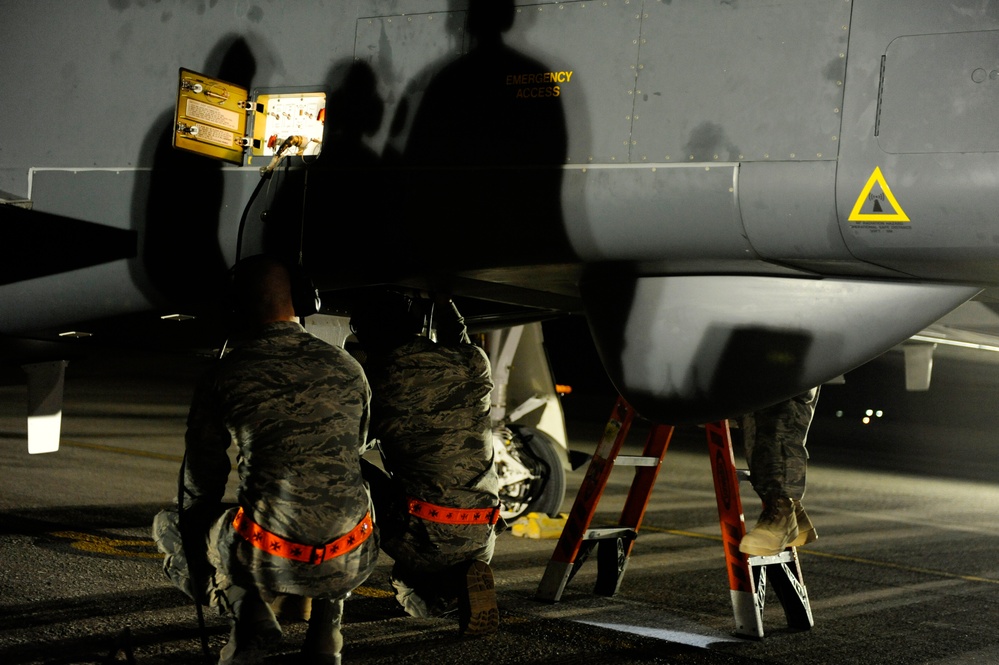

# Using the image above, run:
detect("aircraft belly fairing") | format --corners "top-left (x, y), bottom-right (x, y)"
top-left (583, 275), bottom-right (981, 424)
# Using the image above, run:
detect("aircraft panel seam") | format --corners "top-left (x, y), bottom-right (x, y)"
top-left (562, 162), bottom-right (739, 170)
top-left (628, 0), bottom-right (647, 163)
top-left (874, 54), bottom-right (886, 137)
top-left (25, 166), bottom-right (268, 200)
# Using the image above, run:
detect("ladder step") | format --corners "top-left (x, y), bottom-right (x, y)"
top-left (747, 550), bottom-right (796, 567)
top-left (614, 455), bottom-right (660, 467)
top-left (583, 527), bottom-right (637, 542)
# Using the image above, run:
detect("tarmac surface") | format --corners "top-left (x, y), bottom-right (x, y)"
top-left (1, 353), bottom-right (998, 664)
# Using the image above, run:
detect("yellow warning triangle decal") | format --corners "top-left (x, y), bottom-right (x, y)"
top-left (849, 166), bottom-right (910, 222)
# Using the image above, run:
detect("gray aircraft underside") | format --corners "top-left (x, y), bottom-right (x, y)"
top-left (2, 0), bottom-right (998, 424)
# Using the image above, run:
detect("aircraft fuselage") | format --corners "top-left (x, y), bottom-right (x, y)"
top-left (2, 0), bottom-right (997, 421)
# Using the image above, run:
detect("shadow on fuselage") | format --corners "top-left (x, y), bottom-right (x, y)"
top-left (399, 0), bottom-right (573, 275)
top-left (135, 36), bottom-right (257, 319)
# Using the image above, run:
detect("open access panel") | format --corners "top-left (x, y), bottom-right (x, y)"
top-left (173, 68), bottom-right (326, 165)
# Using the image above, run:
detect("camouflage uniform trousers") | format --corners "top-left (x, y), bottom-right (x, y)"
top-left (152, 505), bottom-right (379, 614)
top-left (153, 507), bottom-right (239, 611)
top-left (363, 334), bottom-right (498, 617)
top-left (738, 387), bottom-right (820, 502)
top-left (387, 516), bottom-right (497, 618)
top-left (363, 460), bottom-right (495, 617)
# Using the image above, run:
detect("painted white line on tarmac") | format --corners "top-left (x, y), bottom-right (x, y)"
top-left (577, 619), bottom-right (741, 648)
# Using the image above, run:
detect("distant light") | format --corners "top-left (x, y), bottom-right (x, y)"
top-left (160, 313), bottom-right (196, 321)
top-left (865, 409), bottom-right (874, 416)
top-left (862, 416), bottom-right (871, 424)
top-left (58, 331), bottom-right (92, 338)
top-left (28, 412), bottom-right (62, 454)
top-left (835, 410), bottom-right (843, 418)
top-left (875, 410), bottom-right (884, 418)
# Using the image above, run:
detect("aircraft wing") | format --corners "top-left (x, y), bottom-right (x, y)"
top-left (894, 301), bottom-right (999, 391)
top-left (912, 301), bottom-right (999, 352)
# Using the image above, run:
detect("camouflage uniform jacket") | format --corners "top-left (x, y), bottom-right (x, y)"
top-left (183, 321), bottom-right (378, 601)
top-left (366, 332), bottom-right (498, 571)
top-left (739, 387), bottom-right (820, 502)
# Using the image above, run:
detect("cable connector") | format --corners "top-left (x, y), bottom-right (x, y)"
top-left (259, 135), bottom-right (320, 176)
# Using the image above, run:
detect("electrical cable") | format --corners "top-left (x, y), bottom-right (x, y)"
top-left (176, 453), bottom-right (214, 664)
top-left (225, 134), bottom-right (312, 358)
top-left (234, 135), bottom-right (311, 266)
top-left (184, 128), bottom-right (321, 659)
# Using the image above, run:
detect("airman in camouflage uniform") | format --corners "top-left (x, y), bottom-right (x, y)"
top-left (351, 293), bottom-right (500, 635)
top-left (738, 386), bottom-right (820, 556)
top-left (153, 256), bottom-right (377, 665)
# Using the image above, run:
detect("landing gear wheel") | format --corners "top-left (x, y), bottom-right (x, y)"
top-left (496, 425), bottom-right (566, 522)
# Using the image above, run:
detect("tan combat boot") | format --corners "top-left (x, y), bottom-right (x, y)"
top-left (739, 496), bottom-right (798, 556)
top-left (457, 560), bottom-right (499, 636)
top-left (218, 586), bottom-right (282, 665)
top-left (789, 499), bottom-right (818, 547)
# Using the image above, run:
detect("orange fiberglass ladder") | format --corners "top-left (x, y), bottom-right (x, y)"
top-left (535, 396), bottom-right (813, 638)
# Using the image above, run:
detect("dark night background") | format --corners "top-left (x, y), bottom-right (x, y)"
top-left (3, 312), bottom-right (993, 485)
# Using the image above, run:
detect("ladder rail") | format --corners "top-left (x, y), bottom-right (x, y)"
top-left (537, 399), bottom-right (813, 639)
top-left (705, 421), bottom-right (754, 598)
top-left (706, 419), bottom-right (814, 638)
top-left (549, 397), bottom-right (635, 567)
top-left (615, 423), bottom-right (673, 561)
top-left (536, 398), bottom-right (637, 601)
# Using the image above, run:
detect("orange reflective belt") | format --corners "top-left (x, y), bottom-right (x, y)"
top-left (232, 507), bottom-right (373, 565)
top-left (406, 497), bottom-right (501, 525)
